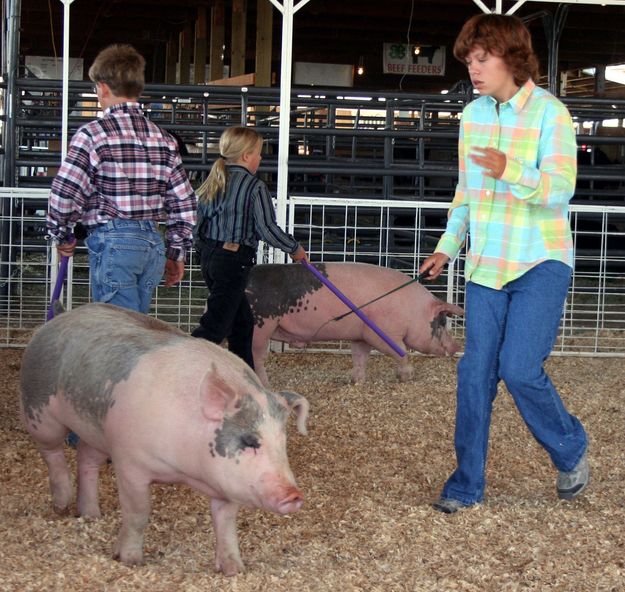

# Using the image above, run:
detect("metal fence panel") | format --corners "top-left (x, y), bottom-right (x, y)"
top-left (2, 189), bottom-right (623, 356)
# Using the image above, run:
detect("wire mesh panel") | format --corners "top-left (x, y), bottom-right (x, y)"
top-left (560, 206), bottom-right (625, 355)
top-left (0, 188), bottom-right (207, 345)
top-left (1, 191), bottom-right (624, 355)
top-left (288, 196), bottom-right (625, 357)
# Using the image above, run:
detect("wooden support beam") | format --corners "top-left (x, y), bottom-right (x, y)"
top-left (210, 0), bottom-right (225, 81)
top-left (231, 0), bottom-right (247, 78)
top-left (194, 6), bottom-right (208, 84)
top-left (165, 35), bottom-right (178, 84)
top-left (209, 72), bottom-right (256, 86)
top-left (255, 0), bottom-right (273, 87)
top-left (179, 23), bottom-right (193, 84)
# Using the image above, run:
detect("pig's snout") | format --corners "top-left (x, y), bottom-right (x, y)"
top-left (276, 487), bottom-right (304, 514)
top-left (253, 482), bottom-right (304, 514)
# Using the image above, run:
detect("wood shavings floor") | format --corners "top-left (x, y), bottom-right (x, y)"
top-left (1, 348), bottom-right (623, 591)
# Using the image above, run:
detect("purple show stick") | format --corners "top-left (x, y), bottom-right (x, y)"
top-left (47, 234), bottom-right (74, 321)
top-left (300, 259), bottom-right (406, 357)
top-left (46, 255), bottom-right (69, 321)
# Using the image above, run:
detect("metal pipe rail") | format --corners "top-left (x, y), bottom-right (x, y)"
top-left (2, 80), bottom-right (624, 244)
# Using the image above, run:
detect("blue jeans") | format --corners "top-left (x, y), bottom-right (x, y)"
top-left (86, 219), bottom-right (165, 314)
top-left (441, 260), bottom-right (588, 505)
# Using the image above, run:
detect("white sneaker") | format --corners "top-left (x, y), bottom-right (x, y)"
top-left (557, 451), bottom-right (589, 500)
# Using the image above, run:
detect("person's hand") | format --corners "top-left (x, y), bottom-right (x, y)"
top-left (56, 238), bottom-right (76, 258)
top-left (469, 146), bottom-right (506, 179)
top-left (289, 245), bottom-right (308, 262)
top-left (419, 252), bottom-right (450, 281)
top-left (164, 259), bottom-right (185, 287)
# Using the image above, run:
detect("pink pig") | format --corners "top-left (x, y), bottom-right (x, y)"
top-left (246, 262), bottom-right (464, 386)
top-left (20, 303), bottom-right (309, 576)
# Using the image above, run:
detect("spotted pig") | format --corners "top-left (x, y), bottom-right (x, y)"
top-left (20, 303), bottom-right (309, 576)
top-left (246, 262), bottom-right (464, 386)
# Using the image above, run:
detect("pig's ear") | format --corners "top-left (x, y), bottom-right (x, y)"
top-left (432, 300), bottom-right (464, 317)
top-left (199, 364), bottom-right (239, 422)
top-left (278, 391), bottom-right (310, 436)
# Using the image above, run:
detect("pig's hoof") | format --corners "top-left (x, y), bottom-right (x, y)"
top-left (79, 509), bottom-right (102, 520)
top-left (113, 547), bottom-right (144, 566)
top-left (113, 553), bottom-right (145, 566)
top-left (215, 555), bottom-right (245, 577)
top-left (350, 372), bottom-right (366, 384)
top-left (397, 368), bottom-right (412, 382)
top-left (77, 504), bottom-right (102, 519)
top-left (52, 504), bottom-right (72, 516)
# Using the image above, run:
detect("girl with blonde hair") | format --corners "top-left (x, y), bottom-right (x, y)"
top-left (192, 126), bottom-right (307, 368)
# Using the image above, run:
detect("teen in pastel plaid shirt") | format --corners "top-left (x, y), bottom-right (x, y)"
top-left (420, 14), bottom-right (589, 514)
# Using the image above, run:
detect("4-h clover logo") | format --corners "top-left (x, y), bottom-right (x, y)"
top-left (389, 44), bottom-right (407, 60)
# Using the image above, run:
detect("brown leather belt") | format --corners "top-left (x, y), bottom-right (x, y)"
top-left (222, 242), bottom-right (240, 252)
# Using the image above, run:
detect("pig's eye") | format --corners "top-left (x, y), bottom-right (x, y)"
top-left (240, 434), bottom-right (260, 450)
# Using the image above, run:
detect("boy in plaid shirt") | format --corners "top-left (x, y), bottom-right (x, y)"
top-left (48, 44), bottom-right (196, 313)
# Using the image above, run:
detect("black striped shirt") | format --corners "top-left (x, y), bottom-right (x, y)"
top-left (196, 165), bottom-right (298, 254)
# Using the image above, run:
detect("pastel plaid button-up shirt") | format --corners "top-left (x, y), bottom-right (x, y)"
top-left (436, 80), bottom-right (577, 289)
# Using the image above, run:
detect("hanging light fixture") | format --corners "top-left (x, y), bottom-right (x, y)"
top-left (356, 55), bottom-right (365, 76)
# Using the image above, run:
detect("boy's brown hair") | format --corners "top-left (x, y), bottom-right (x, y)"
top-left (88, 44), bottom-right (145, 98)
top-left (453, 14), bottom-right (540, 86)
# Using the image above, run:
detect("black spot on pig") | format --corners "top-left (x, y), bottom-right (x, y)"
top-left (430, 312), bottom-right (447, 342)
top-left (214, 393), bottom-right (264, 460)
top-left (20, 303), bottom-right (185, 429)
top-left (246, 264), bottom-right (328, 328)
top-left (266, 391), bottom-right (288, 425)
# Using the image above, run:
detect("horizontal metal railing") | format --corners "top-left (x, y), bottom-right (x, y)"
top-left (5, 79), bottom-right (625, 203)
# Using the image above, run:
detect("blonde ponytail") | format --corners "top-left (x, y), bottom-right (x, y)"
top-left (196, 157), bottom-right (227, 203)
top-left (197, 126), bottom-right (262, 203)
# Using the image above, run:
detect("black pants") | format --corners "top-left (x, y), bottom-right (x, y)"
top-left (191, 241), bottom-right (256, 369)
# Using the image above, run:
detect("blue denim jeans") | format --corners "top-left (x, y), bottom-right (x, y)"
top-left (86, 219), bottom-right (165, 314)
top-left (441, 260), bottom-right (588, 505)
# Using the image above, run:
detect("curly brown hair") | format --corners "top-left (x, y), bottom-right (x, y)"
top-left (453, 13), bottom-right (539, 86)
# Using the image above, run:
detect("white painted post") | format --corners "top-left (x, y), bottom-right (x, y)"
top-left (266, 0), bottom-right (311, 261)
top-left (52, 0), bottom-right (76, 310)
top-left (60, 0), bottom-right (75, 160)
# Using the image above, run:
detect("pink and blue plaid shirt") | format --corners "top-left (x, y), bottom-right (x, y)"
top-left (47, 102), bottom-right (197, 261)
top-left (436, 80), bottom-right (577, 289)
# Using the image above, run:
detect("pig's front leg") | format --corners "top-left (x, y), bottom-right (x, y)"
top-left (112, 469), bottom-right (151, 565)
top-left (395, 354), bottom-right (414, 382)
top-left (252, 326), bottom-right (274, 388)
top-left (76, 442), bottom-right (109, 517)
top-left (350, 340), bottom-right (371, 383)
top-left (210, 498), bottom-right (244, 576)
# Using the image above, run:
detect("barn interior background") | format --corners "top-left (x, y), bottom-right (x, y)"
top-left (0, 3), bottom-right (624, 590)
top-left (1, 83), bottom-right (623, 354)
top-left (1, 0), bottom-right (624, 354)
